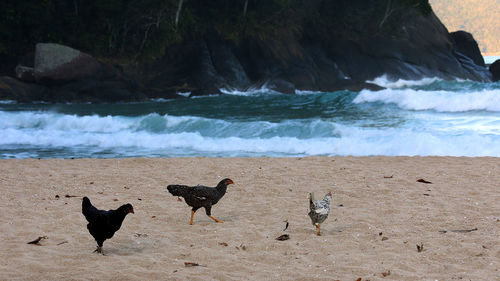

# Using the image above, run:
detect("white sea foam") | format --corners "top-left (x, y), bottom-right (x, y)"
top-left (484, 56), bottom-right (500, 65)
top-left (353, 88), bottom-right (500, 112)
top-left (329, 125), bottom-right (500, 156)
top-left (367, 75), bottom-right (442, 89)
top-left (2, 124), bottom-right (499, 157)
top-left (177, 92), bottom-right (191, 97)
top-left (150, 98), bottom-right (173, 102)
top-left (0, 100), bottom-right (16, 104)
top-left (295, 90), bottom-right (323, 95)
top-left (1, 108), bottom-right (499, 157)
top-left (220, 85), bottom-right (282, 96)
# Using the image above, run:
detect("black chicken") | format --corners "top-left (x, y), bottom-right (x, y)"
top-left (167, 178), bottom-right (234, 225)
top-left (82, 197), bottom-right (134, 254)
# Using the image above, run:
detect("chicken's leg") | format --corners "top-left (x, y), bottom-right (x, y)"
top-left (190, 210), bottom-right (195, 225)
top-left (314, 224), bottom-right (322, 236)
top-left (93, 245), bottom-right (104, 255)
top-left (208, 215), bottom-right (224, 223)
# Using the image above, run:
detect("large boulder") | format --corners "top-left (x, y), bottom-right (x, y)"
top-left (450, 31), bottom-right (486, 67)
top-left (490, 60), bottom-right (500, 82)
top-left (34, 43), bottom-right (102, 84)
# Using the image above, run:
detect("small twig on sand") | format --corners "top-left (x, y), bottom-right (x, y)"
top-left (184, 262), bottom-right (206, 267)
top-left (27, 236), bottom-right (48, 245)
top-left (283, 219), bottom-right (289, 231)
top-left (439, 228), bottom-right (478, 234)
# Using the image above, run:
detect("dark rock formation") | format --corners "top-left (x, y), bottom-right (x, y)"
top-left (137, 2), bottom-right (492, 99)
top-left (450, 31), bottom-right (486, 67)
top-left (490, 60), bottom-right (500, 82)
top-left (0, 76), bottom-right (46, 102)
top-left (0, 2), bottom-right (494, 103)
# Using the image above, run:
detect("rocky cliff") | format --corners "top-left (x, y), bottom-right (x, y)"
top-left (0, 0), bottom-right (493, 103)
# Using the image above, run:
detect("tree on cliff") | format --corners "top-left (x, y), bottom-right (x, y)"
top-left (175, 0), bottom-right (185, 27)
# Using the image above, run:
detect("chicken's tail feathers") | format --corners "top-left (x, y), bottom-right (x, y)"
top-left (82, 196), bottom-right (96, 221)
top-left (167, 185), bottom-right (187, 197)
top-left (309, 192), bottom-right (315, 208)
top-left (309, 192), bottom-right (315, 202)
top-left (82, 196), bottom-right (91, 209)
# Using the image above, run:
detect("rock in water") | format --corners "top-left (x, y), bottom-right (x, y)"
top-left (490, 60), bottom-right (500, 82)
top-left (450, 31), bottom-right (485, 67)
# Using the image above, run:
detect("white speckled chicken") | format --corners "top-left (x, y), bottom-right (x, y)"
top-left (308, 191), bottom-right (332, 236)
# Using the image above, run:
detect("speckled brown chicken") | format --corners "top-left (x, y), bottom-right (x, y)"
top-left (308, 191), bottom-right (332, 236)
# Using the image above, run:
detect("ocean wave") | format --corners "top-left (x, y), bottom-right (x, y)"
top-left (1, 77), bottom-right (500, 158)
top-left (353, 88), bottom-right (500, 112)
top-left (220, 86), bottom-right (282, 96)
top-left (295, 90), bottom-right (323, 95)
top-left (2, 124), bottom-right (500, 157)
top-left (0, 111), bottom-right (340, 140)
top-left (0, 100), bottom-right (16, 104)
top-left (367, 75), bottom-right (442, 89)
top-left (0, 111), bottom-right (134, 132)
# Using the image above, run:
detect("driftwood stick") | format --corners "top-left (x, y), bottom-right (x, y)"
top-left (439, 228), bottom-right (478, 234)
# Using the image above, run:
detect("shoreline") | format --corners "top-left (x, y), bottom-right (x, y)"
top-left (1, 156), bottom-right (500, 280)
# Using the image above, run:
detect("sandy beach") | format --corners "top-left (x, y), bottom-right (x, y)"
top-left (1, 157), bottom-right (500, 280)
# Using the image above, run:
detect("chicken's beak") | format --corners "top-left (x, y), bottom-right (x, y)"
top-left (227, 179), bottom-right (234, 185)
top-left (130, 208), bottom-right (135, 214)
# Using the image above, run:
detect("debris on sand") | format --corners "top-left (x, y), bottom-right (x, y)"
top-left (417, 243), bottom-right (424, 252)
top-left (381, 270), bottom-right (391, 277)
top-left (184, 262), bottom-right (206, 267)
top-left (417, 179), bottom-right (432, 184)
top-left (439, 228), bottom-right (477, 234)
top-left (276, 234), bottom-right (290, 241)
top-left (27, 236), bottom-right (48, 245)
top-left (283, 219), bottom-right (289, 231)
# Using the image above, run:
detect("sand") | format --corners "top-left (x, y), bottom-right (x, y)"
top-left (1, 157), bottom-right (500, 280)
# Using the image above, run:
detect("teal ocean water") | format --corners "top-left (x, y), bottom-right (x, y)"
top-left (1, 76), bottom-right (500, 159)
